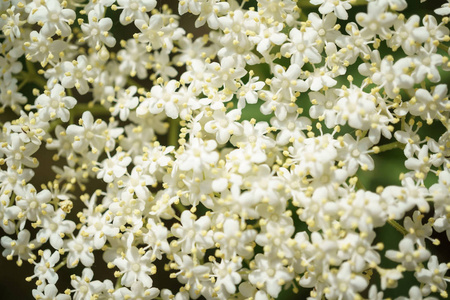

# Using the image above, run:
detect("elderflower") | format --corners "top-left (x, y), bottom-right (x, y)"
top-left (1, 0), bottom-right (450, 299)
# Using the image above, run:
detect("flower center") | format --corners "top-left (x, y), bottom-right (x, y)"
top-left (297, 44), bottom-right (305, 51)
top-left (50, 13), bottom-right (59, 22)
top-left (30, 200), bottom-right (38, 209)
top-left (51, 99), bottom-right (59, 108)
top-left (132, 263), bottom-right (141, 272)
top-left (232, 24), bottom-right (241, 33)
top-left (79, 285), bottom-right (89, 294)
top-left (130, 1), bottom-right (139, 10)
top-left (86, 131), bottom-right (94, 139)
top-left (74, 243), bottom-right (83, 252)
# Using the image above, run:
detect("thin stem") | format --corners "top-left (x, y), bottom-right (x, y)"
top-left (17, 76), bottom-right (29, 91)
top-left (168, 118), bottom-right (179, 147)
top-left (53, 259), bottom-right (67, 272)
top-left (174, 202), bottom-right (186, 214)
top-left (115, 275), bottom-right (122, 289)
top-left (387, 219), bottom-right (408, 236)
top-left (438, 43), bottom-right (449, 52)
top-left (372, 141), bottom-right (404, 154)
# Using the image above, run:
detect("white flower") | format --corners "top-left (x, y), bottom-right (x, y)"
top-left (80, 11), bottom-right (116, 50)
top-left (65, 233), bottom-right (95, 268)
top-left (116, 0), bottom-right (156, 25)
top-left (386, 237), bottom-right (430, 271)
top-left (66, 111), bottom-right (107, 153)
top-left (0, 132), bottom-right (39, 169)
top-left (0, 78), bottom-right (27, 112)
top-left (213, 218), bottom-right (257, 259)
top-left (28, 249), bottom-right (60, 285)
top-left (208, 56), bottom-right (247, 92)
top-left (94, 151), bottom-right (131, 183)
top-left (115, 282), bottom-right (159, 299)
top-left (409, 85), bottom-right (448, 124)
top-left (204, 108), bottom-right (242, 144)
top-left (388, 15), bottom-right (429, 55)
top-left (134, 14), bottom-right (184, 52)
top-left (248, 254), bottom-right (294, 298)
top-left (187, 0), bottom-right (229, 30)
top-left (336, 134), bottom-right (374, 174)
top-left (310, 0), bottom-right (351, 20)
top-left (435, 1), bottom-right (450, 15)
top-left (71, 268), bottom-right (109, 300)
top-left (281, 27), bottom-right (321, 68)
top-left (142, 218), bottom-right (171, 260)
top-left (356, 1), bottom-right (396, 39)
top-left (35, 208), bottom-right (75, 250)
top-left (0, 7), bottom-right (25, 42)
top-left (32, 284), bottom-right (71, 300)
top-left (15, 184), bottom-right (52, 223)
top-left (1, 229), bottom-right (38, 264)
top-left (325, 262), bottom-right (368, 299)
top-left (236, 72), bottom-right (265, 109)
top-left (117, 39), bottom-right (150, 78)
top-left (415, 255), bottom-right (449, 296)
top-left (171, 210), bottom-right (214, 254)
top-left (35, 84), bottom-right (77, 122)
top-left (0, 194), bottom-right (22, 234)
top-left (109, 190), bottom-right (145, 231)
top-left (82, 205), bottom-right (120, 249)
top-left (172, 254), bottom-right (211, 297)
top-left (6, 111), bottom-right (48, 145)
top-left (403, 211), bottom-right (433, 247)
top-left (114, 246), bottom-right (156, 287)
top-left (28, 0), bottom-right (75, 37)
top-left (141, 80), bottom-right (181, 119)
top-left (270, 113), bottom-right (311, 145)
top-left (150, 50), bottom-right (178, 81)
top-left (212, 257), bottom-right (242, 295)
top-left (412, 49), bottom-right (443, 83)
top-left (61, 55), bottom-right (95, 95)
top-left (372, 56), bottom-right (414, 98)
top-left (175, 137), bottom-right (219, 176)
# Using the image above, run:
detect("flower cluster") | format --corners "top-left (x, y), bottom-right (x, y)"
top-left (1, 0), bottom-right (450, 299)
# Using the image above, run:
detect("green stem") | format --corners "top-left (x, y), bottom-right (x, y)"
top-left (17, 76), bottom-right (29, 91)
top-left (53, 259), bottom-right (67, 272)
top-left (373, 141), bottom-right (404, 154)
top-left (387, 219), bottom-right (408, 236)
top-left (115, 275), bottom-right (122, 289)
top-left (174, 202), bottom-right (186, 214)
top-left (168, 118), bottom-right (179, 147)
top-left (438, 43), bottom-right (449, 52)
